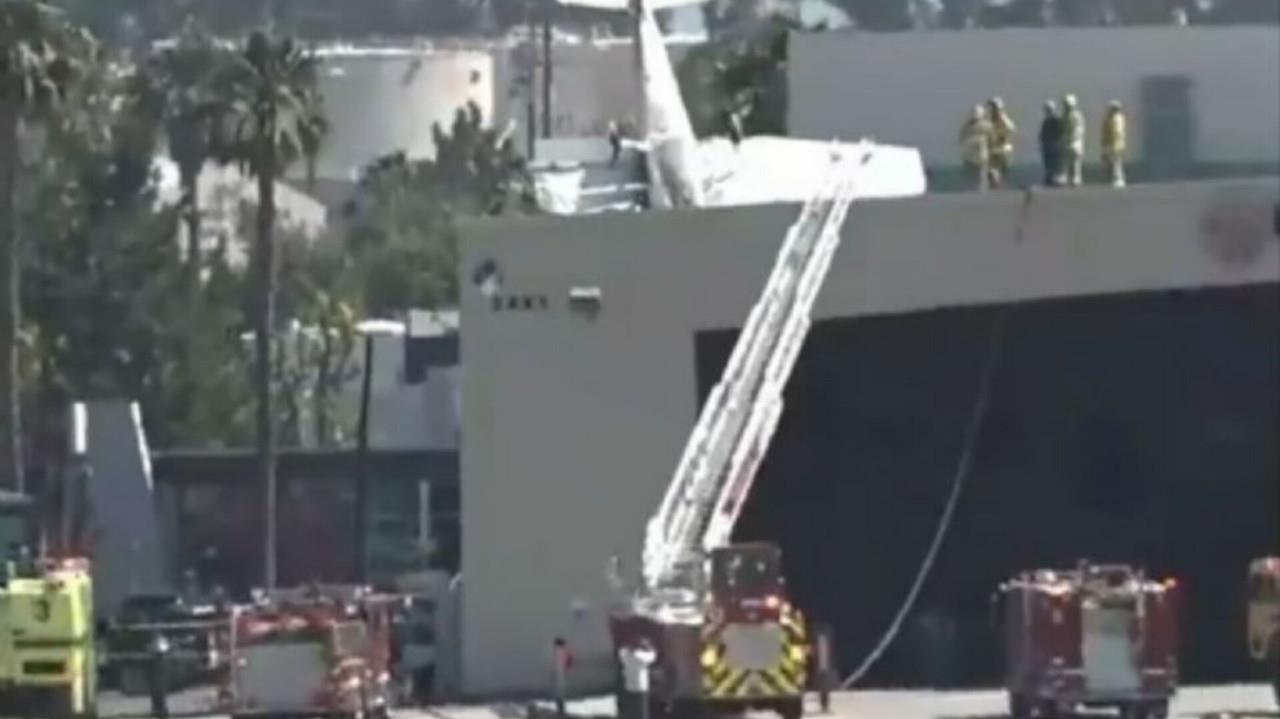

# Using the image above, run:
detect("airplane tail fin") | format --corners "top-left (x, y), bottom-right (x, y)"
top-left (555, 0), bottom-right (708, 10)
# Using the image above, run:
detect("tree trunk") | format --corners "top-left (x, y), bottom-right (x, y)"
top-left (182, 169), bottom-right (202, 302)
top-left (254, 147), bottom-right (279, 589)
top-left (0, 103), bottom-right (23, 494)
top-left (181, 168), bottom-right (203, 433)
top-left (313, 323), bottom-right (332, 447)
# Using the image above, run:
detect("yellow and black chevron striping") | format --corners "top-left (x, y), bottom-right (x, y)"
top-left (700, 605), bottom-right (809, 699)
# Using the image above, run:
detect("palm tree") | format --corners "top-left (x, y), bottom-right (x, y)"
top-left (135, 23), bottom-right (228, 304)
top-left (0, 1), bottom-right (93, 493)
top-left (132, 24), bottom-right (230, 431)
top-left (211, 30), bottom-right (325, 588)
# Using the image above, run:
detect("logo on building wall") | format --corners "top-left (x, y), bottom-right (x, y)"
top-left (1199, 197), bottom-right (1277, 267)
top-left (471, 257), bottom-right (549, 312)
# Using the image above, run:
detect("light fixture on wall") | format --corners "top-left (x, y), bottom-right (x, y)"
top-left (568, 286), bottom-right (603, 319)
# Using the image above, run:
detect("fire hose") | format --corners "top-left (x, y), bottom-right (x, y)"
top-left (838, 189), bottom-right (1035, 690)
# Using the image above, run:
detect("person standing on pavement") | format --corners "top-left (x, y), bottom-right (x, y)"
top-left (618, 639), bottom-right (657, 719)
top-left (725, 106), bottom-right (745, 148)
top-left (1100, 100), bottom-right (1128, 187)
top-left (608, 121), bottom-right (623, 167)
top-left (986, 97), bottom-right (1017, 189)
top-left (148, 630), bottom-right (171, 719)
top-left (959, 104), bottom-right (993, 191)
top-left (1038, 100), bottom-right (1063, 186)
top-left (1061, 93), bottom-right (1086, 186)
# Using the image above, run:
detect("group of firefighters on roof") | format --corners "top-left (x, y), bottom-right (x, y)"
top-left (961, 94), bottom-right (1128, 190)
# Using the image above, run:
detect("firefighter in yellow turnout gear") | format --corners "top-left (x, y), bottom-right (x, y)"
top-left (959, 104), bottom-right (993, 191)
top-left (986, 97), bottom-right (1017, 189)
top-left (1101, 100), bottom-right (1128, 188)
top-left (1061, 93), bottom-right (1086, 187)
top-left (700, 601), bottom-right (808, 712)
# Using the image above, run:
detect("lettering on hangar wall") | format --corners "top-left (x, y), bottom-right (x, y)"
top-left (471, 257), bottom-right (551, 312)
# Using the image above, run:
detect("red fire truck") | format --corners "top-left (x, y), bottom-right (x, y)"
top-left (610, 543), bottom-right (809, 719)
top-left (994, 562), bottom-right (1180, 719)
top-left (219, 585), bottom-right (397, 719)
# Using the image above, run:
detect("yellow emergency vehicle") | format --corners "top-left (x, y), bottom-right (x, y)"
top-left (0, 492), bottom-right (97, 718)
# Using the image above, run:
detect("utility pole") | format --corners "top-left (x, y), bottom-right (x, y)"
top-left (526, 1), bottom-right (538, 159)
top-left (542, 0), bottom-right (554, 139)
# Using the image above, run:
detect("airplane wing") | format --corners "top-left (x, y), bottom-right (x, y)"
top-left (696, 136), bottom-right (927, 206)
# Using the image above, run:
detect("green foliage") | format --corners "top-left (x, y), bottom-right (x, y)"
top-left (345, 100), bottom-right (531, 314)
top-left (0, 1), bottom-right (97, 106)
top-left (1, 0), bottom-right (99, 490)
top-left (133, 23), bottom-right (228, 194)
top-left (19, 47), bottom-right (186, 443)
top-left (0, 16), bottom-right (532, 463)
top-left (208, 31), bottom-right (326, 181)
top-left (678, 13), bottom-right (796, 138)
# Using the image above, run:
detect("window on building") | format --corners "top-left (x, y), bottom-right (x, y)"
top-left (1140, 74), bottom-right (1196, 170)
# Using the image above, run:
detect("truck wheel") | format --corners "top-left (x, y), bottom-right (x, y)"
top-left (1119, 702), bottom-right (1150, 719)
top-left (776, 696), bottom-right (804, 719)
top-left (118, 665), bottom-right (149, 696)
top-left (1007, 693), bottom-right (1030, 719)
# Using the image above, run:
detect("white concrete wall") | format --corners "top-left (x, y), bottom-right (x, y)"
top-left (789, 27), bottom-right (1280, 168)
top-left (312, 48), bottom-right (495, 180)
top-left (458, 178), bottom-right (1279, 696)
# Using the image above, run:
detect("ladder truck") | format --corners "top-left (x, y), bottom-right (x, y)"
top-left (609, 147), bottom-right (872, 719)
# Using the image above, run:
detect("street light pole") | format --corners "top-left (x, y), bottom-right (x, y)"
top-left (542, 0), bottom-right (553, 139)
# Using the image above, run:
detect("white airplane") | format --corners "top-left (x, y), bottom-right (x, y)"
top-left (550, 0), bottom-right (927, 212)
top-left (556, 0), bottom-right (707, 209)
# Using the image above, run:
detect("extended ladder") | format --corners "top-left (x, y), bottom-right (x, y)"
top-left (640, 146), bottom-right (872, 592)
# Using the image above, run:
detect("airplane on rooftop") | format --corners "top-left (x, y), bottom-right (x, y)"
top-left (547, 0), bottom-right (926, 213)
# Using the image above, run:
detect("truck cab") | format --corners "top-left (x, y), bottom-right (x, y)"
top-left (1246, 557), bottom-right (1280, 706)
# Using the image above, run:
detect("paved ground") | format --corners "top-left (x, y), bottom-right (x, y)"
top-left (96, 684), bottom-right (1277, 719)
top-left (408, 686), bottom-right (1280, 719)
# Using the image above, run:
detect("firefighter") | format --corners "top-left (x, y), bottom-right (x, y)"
top-left (986, 97), bottom-right (1016, 189)
top-left (1101, 100), bottom-right (1128, 188)
top-left (814, 624), bottom-right (835, 714)
top-left (618, 639), bottom-right (656, 719)
top-left (1061, 93), bottom-right (1086, 187)
top-left (148, 630), bottom-right (172, 719)
top-left (552, 636), bottom-right (572, 718)
top-left (959, 104), bottom-right (992, 191)
top-left (608, 121), bottom-right (622, 167)
top-left (1038, 100), bottom-right (1063, 186)
top-left (726, 106), bottom-right (745, 148)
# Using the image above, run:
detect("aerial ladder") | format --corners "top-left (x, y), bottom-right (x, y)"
top-left (609, 146), bottom-right (871, 719)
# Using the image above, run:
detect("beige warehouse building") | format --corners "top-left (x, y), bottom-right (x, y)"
top-left (457, 178), bottom-right (1279, 695)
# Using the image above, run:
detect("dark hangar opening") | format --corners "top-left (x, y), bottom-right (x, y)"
top-left (692, 283), bottom-right (1280, 688)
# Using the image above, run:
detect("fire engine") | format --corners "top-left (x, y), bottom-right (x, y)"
top-left (1246, 557), bottom-right (1280, 707)
top-left (607, 142), bottom-right (873, 718)
top-left (995, 562), bottom-right (1180, 719)
top-left (219, 585), bottom-right (397, 719)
